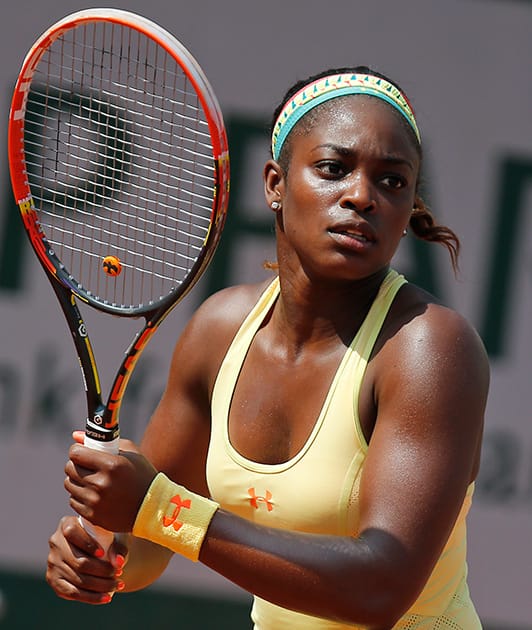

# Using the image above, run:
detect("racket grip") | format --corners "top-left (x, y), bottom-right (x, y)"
top-left (79, 436), bottom-right (120, 557)
top-left (83, 435), bottom-right (120, 454)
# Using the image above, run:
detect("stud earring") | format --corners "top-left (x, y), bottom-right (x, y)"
top-left (271, 201), bottom-right (281, 210)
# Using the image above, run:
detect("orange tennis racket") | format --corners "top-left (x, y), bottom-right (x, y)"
top-left (8, 8), bottom-right (229, 550)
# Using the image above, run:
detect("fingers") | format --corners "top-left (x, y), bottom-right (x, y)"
top-left (67, 495), bottom-right (96, 524)
top-left (63, 447), bottom-right (119, 526)
top-left (108, 546), bottom-right (128, 575)
top-left (57, 515), bottom-right (106, 559)
top-left (63, 444), bottom-right (158, 532)
top-left (72, 430), bottom-right (85, 445)
top-left (46, 516), bottom-right (125, 605)
top-left (68, 443), bottom-right (109, 470)
top-left (63, 466), bottom-right (100, 523)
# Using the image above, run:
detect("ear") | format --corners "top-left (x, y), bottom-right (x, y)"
top-left (263, 159), bottom-right (285, 211)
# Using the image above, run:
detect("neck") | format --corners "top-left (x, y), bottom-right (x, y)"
top-left (272, 266), bottom-right (389, 353)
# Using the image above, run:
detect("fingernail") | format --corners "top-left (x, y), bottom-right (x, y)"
top-left (100, 593), bottom-right (112, 604)
top-left (72, 430), bottom-right (86, 444)
top-left (115, 554), bottom-right (125, 569)
top-left (115, 568), bottom-right (123, 577)
top-left (94, 548), bottom-right (105, 558)
top-left (116, 581), bottom-right (125, 591)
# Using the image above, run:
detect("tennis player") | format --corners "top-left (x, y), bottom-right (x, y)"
top-left (47, 66), bottom-right (489, 629)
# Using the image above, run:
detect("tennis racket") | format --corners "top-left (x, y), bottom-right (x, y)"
top-left (8, 8), bottom-right (229, 551)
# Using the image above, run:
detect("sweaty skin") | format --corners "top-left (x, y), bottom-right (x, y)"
top-left (49, 95), bottom-right (488, 629)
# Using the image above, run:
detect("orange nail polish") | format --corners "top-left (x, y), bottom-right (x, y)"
top-left (72, 430), bottom-right (86, 444)
top-left (94, 548), bottom-right (105, 558)
top-left (100, 593), bottom-right (112, 604)
top-left (115, 554), bottom-right (125, 569)
top-left (117, 581), bottom-right (125, 591)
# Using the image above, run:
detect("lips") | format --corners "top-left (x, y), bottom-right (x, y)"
top-left (328, 221), bottom-right (376, 244)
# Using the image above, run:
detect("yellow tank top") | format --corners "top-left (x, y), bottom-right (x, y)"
top-left (207, 269), bottom-right (481, 629)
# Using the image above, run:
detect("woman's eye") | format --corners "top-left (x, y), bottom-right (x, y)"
top-left (316, 161), bottom-right (345, 177)
top-left (381, 175), bottom-right (406, 189)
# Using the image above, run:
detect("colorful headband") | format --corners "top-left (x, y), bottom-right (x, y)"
top-left (271, 72), bottom-right (421, 160)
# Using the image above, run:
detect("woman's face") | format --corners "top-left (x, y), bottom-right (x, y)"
top-left (270, 95), bottom-right (420, 282)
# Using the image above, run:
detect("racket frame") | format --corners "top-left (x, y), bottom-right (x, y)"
top-left (8, 8), bottom-right (230, 443)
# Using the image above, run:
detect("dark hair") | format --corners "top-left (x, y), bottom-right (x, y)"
top-left (270, 66), bottom-right (460, 272)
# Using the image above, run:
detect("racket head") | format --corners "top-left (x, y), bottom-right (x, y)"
top-left (8, 8), bottom-right (229, 317)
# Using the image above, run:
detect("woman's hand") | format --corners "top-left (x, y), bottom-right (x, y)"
top-left (46, 515), bottom-right (128, 604)
top-left (64, 437), bottom-right (157, 533)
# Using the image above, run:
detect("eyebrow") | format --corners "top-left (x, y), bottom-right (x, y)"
top-left (312, 143), bottom-right (416, 172)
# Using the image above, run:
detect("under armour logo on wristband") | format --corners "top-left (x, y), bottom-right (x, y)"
top-left (248, 488), bottom-right (274, 511)
top-left (134, 473), bottom-right (219, 562)
top-left (163, 494), bottom-right (192, 531)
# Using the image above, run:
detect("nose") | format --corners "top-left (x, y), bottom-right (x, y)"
top-left (340, 172), bottom-right (375, 213)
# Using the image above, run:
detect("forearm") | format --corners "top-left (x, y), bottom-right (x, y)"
top-left (200, 510), bottom-right (412, 628)
top-left (129, 473), bottom-right (413, 626)
top-left (116, 533), bottom-right (173, 592)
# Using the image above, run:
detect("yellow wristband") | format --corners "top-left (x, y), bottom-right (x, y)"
top-left (132, 473), bottom-right (219, 561)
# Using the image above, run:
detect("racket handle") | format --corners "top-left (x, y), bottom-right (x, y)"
top-left (79, 435), bottom-right (120, 557)
top-left (83, 435), bottom-right (120, 454)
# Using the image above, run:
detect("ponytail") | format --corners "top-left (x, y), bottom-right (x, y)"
top-left (410, 196), bottom-right (460, 273)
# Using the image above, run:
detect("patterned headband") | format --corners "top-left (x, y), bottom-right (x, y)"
top-left (271, 72), bottom-right (421, 160)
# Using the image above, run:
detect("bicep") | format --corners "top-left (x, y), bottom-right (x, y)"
top-left (357, 310), bottom-right (489, 590)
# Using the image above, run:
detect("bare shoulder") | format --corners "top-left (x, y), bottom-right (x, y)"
top-left (189, 278), bottom-right (274, 341)
top-left (372, 281), bottom-right (490, 435)
top-left (386, 282), bottom-right (490, 371)
top-left (360, 281), bottom-right (491, 494)
top-left (170, 278), bottom-right (275, 389)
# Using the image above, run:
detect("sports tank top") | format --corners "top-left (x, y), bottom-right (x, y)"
top-left (207, 269), bottom-right (480, 629)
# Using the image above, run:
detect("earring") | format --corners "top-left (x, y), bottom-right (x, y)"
top-left (271, 201), bottom-right (281, 210)
top-left (402, 229), bottom-right (408, 236)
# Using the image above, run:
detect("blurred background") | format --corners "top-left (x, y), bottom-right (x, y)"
top-left (0, 0), bottom-right (531, 628)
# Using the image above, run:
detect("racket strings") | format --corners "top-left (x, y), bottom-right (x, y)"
top-left (24, 19), bottom-right (218, 309)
